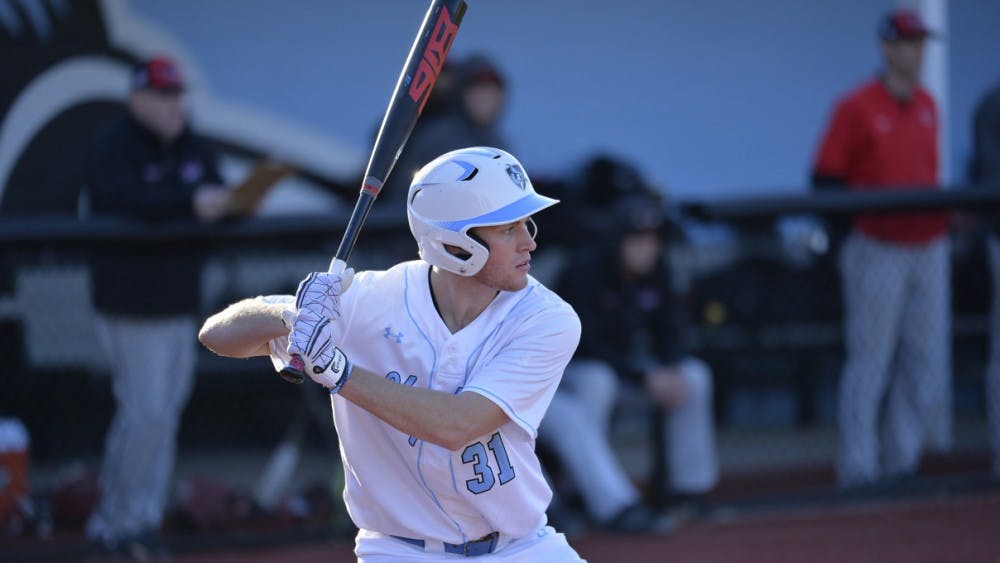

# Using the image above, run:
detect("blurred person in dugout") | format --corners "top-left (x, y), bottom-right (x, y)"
top-left (84, 55), bottom-right (233, 549)
top-left (379, 53), bottom-right (510, 215)
top-left (811, 9), bottom-right (952, 488)
top-left (538, 189), bottom-right (719, 533)
top-left (971, 80), bottom-right (1000, 478)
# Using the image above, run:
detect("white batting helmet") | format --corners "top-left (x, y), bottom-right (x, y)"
top-left (407, 147), bottom-right (558, 276)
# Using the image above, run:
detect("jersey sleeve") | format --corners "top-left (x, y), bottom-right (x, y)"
top-left (462, 303), bottom-right (581, 441)
top-left (812, 97), bottom-right (858, 181)
top-left (257, 294), bottom-right (294, 372)
top-left (258, 273), bottom-right (368, 374)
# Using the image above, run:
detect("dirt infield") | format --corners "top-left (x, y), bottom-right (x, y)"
top-left (171, 490), bottom-right (1000, 563)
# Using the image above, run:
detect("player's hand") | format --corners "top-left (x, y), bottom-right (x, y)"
top-left (644, 365), bottom-right (688, 408)
top-left (293, 259), bottom-right (355, 323)
top-left (286, 259), bottom-right (355, 389)
top-left (193, 184), bottom-right (232, 222)
top-left (287, 307), bottom-right (352, 389)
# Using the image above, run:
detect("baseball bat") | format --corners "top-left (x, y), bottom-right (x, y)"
top-left (279, 0), bottom-right (467, 384)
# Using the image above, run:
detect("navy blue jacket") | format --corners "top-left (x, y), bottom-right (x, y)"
top-left (87, 112), bottom-right (222, 316)
top-left (555, 243), bottom-right (685, 384)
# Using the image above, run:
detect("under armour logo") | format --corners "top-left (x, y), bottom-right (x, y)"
top-left (383, 327), bottom-right (404, 343)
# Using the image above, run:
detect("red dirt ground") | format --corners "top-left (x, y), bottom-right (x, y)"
top-left (173, 491), bottom-right (1000, 563)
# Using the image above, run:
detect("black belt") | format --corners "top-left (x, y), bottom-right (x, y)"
top-left (392, 531), bottom-right (500, 557)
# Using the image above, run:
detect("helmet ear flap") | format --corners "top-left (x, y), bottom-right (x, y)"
top-left (467, 229), bottom-right (489, 251)
top-left (446, 229), bottom-right (488, 260)
top-left (424, 228), bottom-right (489, 275)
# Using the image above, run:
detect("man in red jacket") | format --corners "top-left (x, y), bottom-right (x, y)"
top-left (811, 9), bottom-right (951, 488)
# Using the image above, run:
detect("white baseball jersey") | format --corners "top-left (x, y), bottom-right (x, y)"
top-left (265, 260), bottom-right (581, 546)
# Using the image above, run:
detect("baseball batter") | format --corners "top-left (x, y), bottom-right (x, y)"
top-left (200, 147), bottom-right (585, 561)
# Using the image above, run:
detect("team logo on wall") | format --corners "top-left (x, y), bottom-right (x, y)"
top-left (506, 164), bottom-right (527, 191)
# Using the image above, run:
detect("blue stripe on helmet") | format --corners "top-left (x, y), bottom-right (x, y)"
top-left (453, 160), bottom-right (477, 181)
top-left (431, 193), bottom-right (558, 232)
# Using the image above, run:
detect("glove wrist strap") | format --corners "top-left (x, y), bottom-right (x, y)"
top-left (327, 348), bottom-right (352, 395)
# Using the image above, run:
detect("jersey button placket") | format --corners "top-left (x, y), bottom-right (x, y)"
top-left (446, 341), bottom-right (458, 367)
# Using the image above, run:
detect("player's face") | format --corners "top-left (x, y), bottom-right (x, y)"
top-left (472, 218), bottom-right (537, 291)
top-left (882, 38), bottom-right (925, 82)
top-left (463, 82), bottom-right (505, 127)
top-left (620, 230), bottom-right (662, 277)
top-left (129, 89), bottom-right (186, 142)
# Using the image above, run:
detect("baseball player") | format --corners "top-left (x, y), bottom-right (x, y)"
top-left (200, 147), bottom-right (585, 561)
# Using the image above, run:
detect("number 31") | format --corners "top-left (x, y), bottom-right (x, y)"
top-left (462, 432), bottom-right (515, 494)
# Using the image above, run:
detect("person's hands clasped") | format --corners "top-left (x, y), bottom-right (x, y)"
top-left (287, 260), bottom-right (356, 392)
top-left (644, 365), bottom-right (689, 409)
top-left (193, 184), bottom-right (233, 222)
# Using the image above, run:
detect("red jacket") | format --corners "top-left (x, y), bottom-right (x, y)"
top-left (813, 78), bottom-right (948, 244)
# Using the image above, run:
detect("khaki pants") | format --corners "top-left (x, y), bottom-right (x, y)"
top-left (86, 315), bottom-right (197, 541)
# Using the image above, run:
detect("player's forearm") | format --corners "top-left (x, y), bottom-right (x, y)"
top-left (339, 366), bottom-right (505, 451)
top-left (199, 298), bottom-right (287, 358)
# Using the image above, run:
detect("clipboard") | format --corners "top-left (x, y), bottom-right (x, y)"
top-left (225, 160), bottom-right (296, 216)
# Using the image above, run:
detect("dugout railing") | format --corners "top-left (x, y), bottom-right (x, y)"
top-left (681, 188), bottom-right (997, 429)
top-left (0, 187), bottom-right (996, 465)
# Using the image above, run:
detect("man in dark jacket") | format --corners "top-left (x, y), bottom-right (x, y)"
top-left (85, 55), bottom-right (232, 552)
top-left (378, 53), bottom-right (511, 216)
top-left (538, 191), bottom-right (718, 532)
top-left (973, 81), bottom-right (1000, 478)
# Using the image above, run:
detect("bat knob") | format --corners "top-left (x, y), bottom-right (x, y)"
top-left (279, 355), bottom-right (306, 384)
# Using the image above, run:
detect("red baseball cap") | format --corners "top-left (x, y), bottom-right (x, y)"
top-left (878, 8), bottom-right (936, 41)
top-left (132, 55), bottom-right (185, 92)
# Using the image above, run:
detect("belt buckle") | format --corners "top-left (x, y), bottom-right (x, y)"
top-left (462, 531), bottom-right (498, 556)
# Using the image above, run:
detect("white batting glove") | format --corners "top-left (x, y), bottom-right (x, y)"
top-left (287, 259), bottom-right (355, 391)
top-left (287, 306), bottom-right (353, 390)
top-left (294, 259), bottom-right (355, 322)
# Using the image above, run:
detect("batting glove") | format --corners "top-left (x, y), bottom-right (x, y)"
top-left (287, 306), bottom-right (353, 391)
top-left (287, 259), bottom-right (355, 392)
top-left (294, 259), bottom-right (355, 322)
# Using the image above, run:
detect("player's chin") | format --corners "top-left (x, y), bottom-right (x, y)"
top-left (506, 268), bottom-right (530, 291)
top-left (479, 262), bottom-right (530, 292)
top-left (490, 271), bottom-right (528, 292)
top-left (507, 276), bottom-right (529, 291)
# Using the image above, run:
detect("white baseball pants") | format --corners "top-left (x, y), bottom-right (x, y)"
top-left (836, 233), bottom-right (951, 487)
top-left (539, 357), bottom-right (718, 522)
top-left (354, 525), bottom-right (584, 562)
top-left (86, 315), bottom-right (197, 541)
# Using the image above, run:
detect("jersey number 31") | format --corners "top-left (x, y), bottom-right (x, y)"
top-left (462, 432), bottom-right (515, 494)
